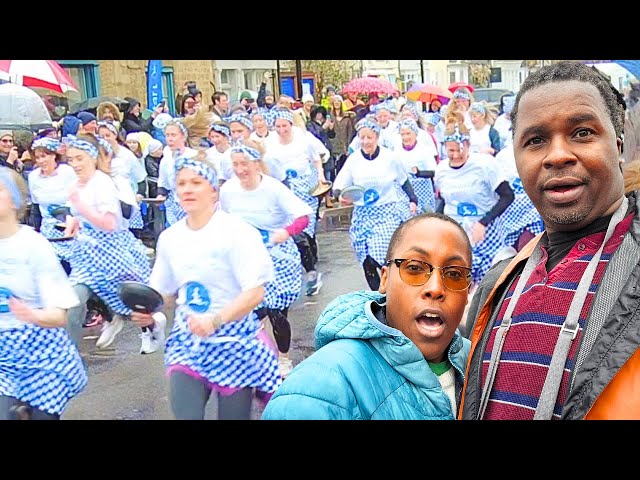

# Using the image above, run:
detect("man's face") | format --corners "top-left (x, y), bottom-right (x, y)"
top-left (0, 135), bottom-right (13, 155)
top-left (83, 120), bottom-right (98, 134)
top-left (513, 80), bottom-right (624, 233)
top-left (265, 95), bottom-right (275, 106)
top-left (183, 97), bottom-right (196, 115)
top-left (379, 218), bottom-right (470, 363)
top-left (217, 95), bottom-right (229, 113)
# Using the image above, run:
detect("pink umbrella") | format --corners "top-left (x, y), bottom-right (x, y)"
top-left (342, 77), bottom-right (397, 95)
top-left (0, 60), bottom-right (78, 94)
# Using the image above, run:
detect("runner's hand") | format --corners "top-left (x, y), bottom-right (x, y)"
top-left (471, 222), bottom-right (487, 245)
top-left (9, 298), bottom-right (38, 324)
top-left (131, 311), bottom-right (154, 328)
top-left (410, 202), bottom-right (417, 215)
top-left (270, 228), bottom-right (290, 244)
top-left (188, 314), bottom-right (217, 337)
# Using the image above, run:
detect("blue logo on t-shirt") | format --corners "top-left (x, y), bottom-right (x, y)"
top-left (0, 287), bottom-right (12, 313)
top-left (184, 282), bottom-right (211, 313)
top-left (257, 228), bottom-right (270, 244)
top-left (285, 169), bottom-right (298, 179)
top-left (363, 188), bottom-right (380, 206)
top-left (457, 202), bottom-right (478, 217)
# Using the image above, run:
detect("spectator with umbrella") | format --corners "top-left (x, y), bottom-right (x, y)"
top-left (122, 97), bottom-right (167, 134)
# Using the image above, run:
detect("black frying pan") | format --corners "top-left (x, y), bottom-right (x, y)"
top-left (118, 281), bottom-right (164, 313)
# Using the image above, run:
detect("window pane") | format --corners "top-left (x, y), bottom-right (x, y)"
top-left (65, 67), bottom-right (88, 100)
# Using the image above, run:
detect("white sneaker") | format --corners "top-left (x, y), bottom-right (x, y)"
top-left (95, 315), bottom-right (124, 349)
top-left (151, 312), bottom-right (167, 345)
top-left (139, 329), bottom-right (160, 354)
top-left (278, 356), bottom-right (294, 378)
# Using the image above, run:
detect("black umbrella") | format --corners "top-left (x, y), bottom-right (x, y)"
top-left (69, 95), bottom-right (129, 114)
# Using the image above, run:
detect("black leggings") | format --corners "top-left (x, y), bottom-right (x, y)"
top-left (363, 255), bottom-right (382, 291)
top-left (267, 307), bottom-right (291, 353)
top-left (0, 396), bottom-right (59, 420)
top-left (169, 371), bottom-right (253, 420)
top-left (294, 232), bottom-right (318, 272)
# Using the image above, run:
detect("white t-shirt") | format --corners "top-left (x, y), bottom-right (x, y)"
top-left (333, 146), bottom-right (408, 207)
top-left (112, 146), bottom-right (146, 190)
top-left (469, 124), bottom-right (492, 154)
top-left (263, 133), bottom-right (317, 180)
top-left (494, 114), bottom-right (512, 150)
top-left (435, 155), bottom-right (506, 235)
top-left (392, 138), bottom-right (438, 174)
top-left (220, 174), bottom-right (313, 232)
top-left (0, 226), bottom-right (80, 329)
top-left (494, 144), bottom-right (519, 186)
top-left (28, 164), bottom-right (77, 218)
top-left (250, 130), bottom-right (272, 148)
top-left (158, 147), bottom-right (198, 191)
top-left (111, 174), bottom-right (140, 231)
top-left (305, 131), bottom-right (330, 162)
top-left (150, 209), bottom-right (274, 316)
top-left (206, 145), bottom-right (233, 181)
top-left (378, 120), bottom-right (400, 150)
top-left (70, 170), bottom-right (123, 232)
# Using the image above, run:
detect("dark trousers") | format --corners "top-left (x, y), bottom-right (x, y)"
top-left (293, 232), bottom-right (318, 272)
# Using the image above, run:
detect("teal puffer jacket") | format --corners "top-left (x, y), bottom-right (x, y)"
top-left (262, 290), bottom-right (470, 420)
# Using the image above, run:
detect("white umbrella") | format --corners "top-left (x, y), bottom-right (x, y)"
top-left (0, 82), bottom-right (53, 131)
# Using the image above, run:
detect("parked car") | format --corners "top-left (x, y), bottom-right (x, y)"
top-left (472, 88), bottom-right (514, 113)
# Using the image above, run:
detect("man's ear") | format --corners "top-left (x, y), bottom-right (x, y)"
top-left (379, 265), bottom-right (389, 295)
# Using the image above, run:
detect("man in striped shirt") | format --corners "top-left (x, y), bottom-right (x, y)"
top-left (460, 61), bottom-right (640, 420)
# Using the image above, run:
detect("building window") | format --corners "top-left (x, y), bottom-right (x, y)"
top-left (221, 69), bottom-right (232, 85)
top-left (450, 72), bottom-right (456, 84)
top-left (57, 60), bottom-right (100, 100)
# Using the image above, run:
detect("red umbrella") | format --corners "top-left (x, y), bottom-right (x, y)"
top-left (405, 83), bottom-right (453, 104)
top-left (0, 60), bottom-right (78, 94)
top-left (448, 81), bottom-right (475, 93)
top-left (342, 77), bottom-right (397, 95)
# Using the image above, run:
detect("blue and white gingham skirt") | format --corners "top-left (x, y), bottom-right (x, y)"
top-left (471, 214), bottom-right (508, 285)
top-left (68, 227), bottom-right (151, 315)
top-left (165, 310), bottom-right (281, 394)
top-left (129, 205), bottom-right (144, 229)
top-left (288, 172), bottom-right (318, 237)
top-left (398, 176), bottom-right (436, 216)
top-left (350, 202), bottom-right (406, 265)
top-left (0, 324), bottom-right (87, 416)
top-left (502, 192), bottom-right (545, 248)
top-left (40, 217), bottom-right (74, 261)
top-left (264, 238), bottom-right (302, 310)
top-left (165, 191), bottom-right (186, 227)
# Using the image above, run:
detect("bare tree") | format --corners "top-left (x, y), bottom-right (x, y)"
top-left (285, 60), bottom-right (359, 100)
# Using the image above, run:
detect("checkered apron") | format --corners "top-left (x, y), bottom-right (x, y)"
top-left (502, 180), bottom-right (545, 248)
top-left (0, 324), bottom-right (87, 416)
top-left (350, 202), bottom-right (406, 265)
top-left (129, 205), bottom-right (144, 229)
top-left (470, 214), bottom-right (508, 285)
top-left (165, 191), bottom-right (186, 226)
top-left (68, 226), bottom-right (151, 315)
top-left (263, 238), bottom-right (302, 310)
top-left (165, 310), bottom-right (281, 395)
top-left (40, 217), bottom-right (74, 261)
top-left (397, 176), bottom-right (436, 216)
top-left (287, 171), bottom-right (319, 237)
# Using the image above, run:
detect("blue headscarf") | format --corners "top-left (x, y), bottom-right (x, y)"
top-left (31, 137), bottom-right (61, 152)
top-left (355, 118), bottom-right (381, 135)
top-left (62, 135), bottom-right (99, 159)
top-left (230, 144), bottom-right (261, 161)
top-left (175, 155), bottom-right (218, 188)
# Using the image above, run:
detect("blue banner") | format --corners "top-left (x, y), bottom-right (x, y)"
top-left (147, 60), bottom-right (163, 110)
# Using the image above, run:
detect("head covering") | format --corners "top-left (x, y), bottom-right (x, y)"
top-left (502, 95), bottom-right (516, 114)
top-left (36, 127), bottom-right (57, 139)
top-left (152, 113), bottom-right (173, 130)
top-left (124, 97), bottom-right (141, 114)
top-left (210, 122), bottom-right (231, 138)
top-left (470, 102), bottom-right (486, 115)
top-left (271, 108), bottom-right (294, 124)
top-left (31, 137), bottom-right (61, 152)
top-left (61, 116), bottom-right (81, 137)
top-left (0, 167), bottom-right (23, 210)
top-left (145, 139), bottom-right (163, 156)
top-left (0, 130), bottom-right (13, 139)
top-left (230, 144), bottom-right (261, 161)
top-left (355, 118), bottom-right (380, 135)
top-left (265, 90), bottom-right (274, 97)
top-left (97, 121), bottom-right (119, 137)
top-left (175, 156), bottom-right (218, 189)
top-left (374, 100), bottom-right (397, 114)
top-left (62, 135), bottom-right (99, 159)
top-left (326, 85), bottom-right (336, 94)
top-left (166, 118), bottom-right (188, 136)
top-left (302, 94), bottom-right (314, 104)
top-left (226, 114), bottom-right (254, 132)
top-left (97, 137), bottom-right (113, 156)
top-left (443, 125), bottom-right (470, 148)
top-left (239, 90), bottom-right (254, 101)
top-left (401, 103), bottom-right (419, 119)
top-left (399, 119), bottom-right (419, 135)
top-left (77, 111), bottom-right (97, 125)
top-left (453, 90), bottom-right (471, 101)
top-left (423, 112), bottom-right (440, 126)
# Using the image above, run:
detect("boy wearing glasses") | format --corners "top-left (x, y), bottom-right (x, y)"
top-left (262, 212), bottom-right (472, 420)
